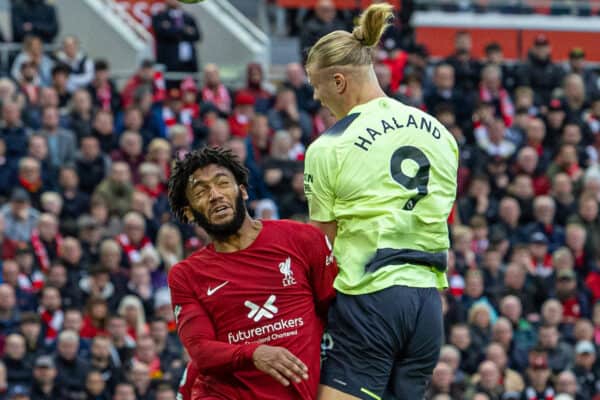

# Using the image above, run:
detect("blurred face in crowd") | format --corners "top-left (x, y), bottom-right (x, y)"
top-left (100, 242), bottom-right (121, 271)
top-left (532, 41), bottom-right (551, 60)
top-left (275, 89), bottom-right (297, 111)
top-left (59, 167), bottom-right (79, 191)
top-left (504, 263), bottom-right (525, 290)
top-left (124, 215), bottom-right (145, 244)
top-left (555, 273), bottom-right (577, 298)
top-left (208, 120), bottom-right (231, 147)
top-left (517, 147), bottom-right (538, 175)
top-left (492, 319), bottom-right (512, 346)
top-left (47, 264), bottom-right (67, 288)
top-left (42, 107), bottom-right (60, 131)
top-left (552, 173), bottom-right (572, 198)
top-left (575, 348), bottom-right (596, 370)
top-left (20, 320), bottom-right (41, 344)
top-left (125, 108), bottom-right (143, 131)
top-left (93, 110), bottom-right (114, 135)
top-left (114, 384), bottom-right (136, 400)
top-left (315, 0), bottom-right (336, 23)
top-left (58, 335), bottom-right (79, 361)
top-left (430, 361), bottom-right (453, 392)
top-left (3, 102), bottom-right (21, 126)
top-left (136, 336), bottom-right (157, 363)
top-left (111, 162), bottom-right (131, 186)
top-left (41, 287), bottom-right (61, 312)
top-left (485, 343), bottom-right (507, 371)
top-left (481, 65), bottom-right (501, 91)
top-left (526, 118), bottom-right (545, 144)
top-left (512, 175), bottom-right (534, 199)
top-left (150, 320), bottom-right (168, 343)
top-left (464, 273), bottom-right (483, 298)
top-left (130, 362), bottom-right (151, 389)
top-left (488, 118), bottom-right (506, 144)
top-left (434, 65), bottom-right (454, 91)
top-left (566, 225), bottom-right (586, 252)
top-left (121, 133), bottom-right (142, 157)
top-left (225, 139), bottom-right (247, 163)
top-left (108, 317), bottom-right (128, 340)
top-left (555, 371), bottom-right (577, 396)
top-left (63, 310), bottom-right (83, 332)
top-left (19, 157), bottom-right (40, 184)
top-left (286, 63), bottom-right (305, 88)
top-left (204, 64), bottom-right (220, 88)
top-left (562, 123), bottom-right (581, 145)
top-left (156, 389), bottom-right (177, 400)
top-left (250, 115), bottom-right (270, 148)
top-left (5, 334), bottom-right (25, 360)
top-left (579, 197), bottom-right (598, 221)
top-left (40, 87), bottom-right (59, 108)
top-left (38, 214), bottom-right (58, 242)
top-left (91, 336), bottom-right (111, 361)
top-left (558, 145), bottom-right (578, 167)
top-left (72, 89), bottom-right (92, 114)
top-left (63, 36), bottom-right (79, 59)
top-left (478, 361), bottom-right (500, 391)
top-left (564, 74), bottom-right (585, 103)
top-left (574, 319), bottom-right (594, 342)
top-left (33, 363), bottom-right (57, 385)
top-left (61, 237), bottom-right (83, 265)
top-left (542, 300), bottom-right (563, 326)
top-left (450, 326), bottom-right (470, 350)
top-left (455, 32), bottom-right (472, 53)
top-left (539, 326), bottom-right (559, 349)
top-left (498, 197), bottom-right (520, 226)
top-left (2, 260), bottom-right (19, 287)
top-left (28, 135), bottom-right (48, 161)
top-left (86, 370), bottom-right (106, 396)
top-left (500, 296), bottom-right (522, 324)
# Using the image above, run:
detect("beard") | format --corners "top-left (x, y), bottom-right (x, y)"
top-left (190, 191), bottom-right (247, 242)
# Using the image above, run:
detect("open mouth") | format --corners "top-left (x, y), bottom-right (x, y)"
top-left (211, 205), bottom-right (230, 217)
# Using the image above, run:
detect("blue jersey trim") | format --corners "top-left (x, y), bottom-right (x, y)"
top-left (322, 112), bottom-right (360, 136)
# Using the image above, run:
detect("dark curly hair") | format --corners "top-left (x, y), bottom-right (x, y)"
top-left (168, 147), bottom-right (249, 223)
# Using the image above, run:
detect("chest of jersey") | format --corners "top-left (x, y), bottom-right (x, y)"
top-left (191, 247), bottom-right (316, 346)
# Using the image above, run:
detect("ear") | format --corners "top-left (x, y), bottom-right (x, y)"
top-left (239, 185), bottom-right (249, 201)
top-left (333, 73), bottom-right (346, 94)
top-left (183, 206), bottom-right (194, 223)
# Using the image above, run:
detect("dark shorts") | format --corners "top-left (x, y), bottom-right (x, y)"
top-left (320, 285), bottom-right (443, 400)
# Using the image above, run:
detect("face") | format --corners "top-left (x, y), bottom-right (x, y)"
top-left (73, 90), bottom-right (91, 113)
top-left (435, 66), bottom-right (455, 91)
top-left (86, 371), bottom-right (105, 395)
top-left (33, 365), bottom-right (57, 384)
top-left (63, 311), bottom-right (82, 332)
top-left (108, 318), bottom-right (127, 338)
top-left (136, 338), bottom-right (156, 362)
top-left (556, 372), bottom-right (577, 395)
top-left (41, 288), bottom-right (61, 311)
top-left (114, 385), bottom-right (136, 400)
top-left (5, 335), bottom-right (25, 359)
top-left (184, 165), bottom-right (248, 240)
top-left (450, 327), bottom-right (470, 350)
top-left (42, 107), bottom-right (59, 129)
top-left (47, 266), bottom-right (67, 287)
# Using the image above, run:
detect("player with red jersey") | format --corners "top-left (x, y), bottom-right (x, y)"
top-left (167, 147), bottom-right (338, 399)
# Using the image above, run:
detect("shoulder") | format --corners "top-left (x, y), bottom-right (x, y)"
top-left (167, 249), bottom-right (209, 284)
top-left (320, 112), bottom-right (361, 137)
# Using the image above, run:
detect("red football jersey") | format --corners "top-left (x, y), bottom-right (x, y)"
top-left (168, 220), bottom-right (338, 400)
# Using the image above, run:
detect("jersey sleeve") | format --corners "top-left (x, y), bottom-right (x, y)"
top-left (304, 140), bottom-right (337, 222)
top-left (303, 225), bottom-right (338, 323)
top-left (168, 265), bottom-right (261, 375)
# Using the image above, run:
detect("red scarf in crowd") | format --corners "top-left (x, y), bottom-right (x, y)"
top-left (116, 233), bottom-right (153, 264)
top-left (19, 176), bottom-right (42, 193)
top-left (30, 229), bottom-right (63, 273)
top-left (39, 308), bottom-right (64, 343)
top-left (201, 84), bottom-right (231, 114)
top-left (480, 85), bottom-right (514, 127)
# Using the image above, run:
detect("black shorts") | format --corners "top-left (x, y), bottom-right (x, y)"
top-left (320, 285), bottom-right (443, 400)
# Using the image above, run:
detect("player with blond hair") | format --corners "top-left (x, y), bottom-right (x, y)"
top-left (304, 3), bottom-right (458, 399)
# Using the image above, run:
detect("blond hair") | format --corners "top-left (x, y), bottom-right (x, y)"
top-left (306, 3), bottom-right (394, 69)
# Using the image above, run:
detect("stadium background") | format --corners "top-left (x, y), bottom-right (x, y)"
top-left (0, 0), bottom-right (597, 399)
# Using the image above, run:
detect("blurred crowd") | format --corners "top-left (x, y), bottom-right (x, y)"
top-left (0, 1), bottom-right (597, 400)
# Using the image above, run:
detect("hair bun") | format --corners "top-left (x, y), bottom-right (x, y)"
top-left (352, 27), bottom-right (365, 43)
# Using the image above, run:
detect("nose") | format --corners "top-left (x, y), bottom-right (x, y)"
top-left (208, 186), bottom-right (224, 202)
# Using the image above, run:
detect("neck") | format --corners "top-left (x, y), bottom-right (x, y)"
top-left (212, 217), bottom-right (261, 253)
top-left (338, 81), bottom-right (386, 119)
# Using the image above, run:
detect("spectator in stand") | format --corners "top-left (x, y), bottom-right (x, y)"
top-left (74, 135), bottom-right (110, 195)
top-left (522, 347), bottom-right (554, 399)
top-left (111, 131), bottom-right (145, 184)
top-left (54, 36), bottom-right (94, 92)
top-left (562, 74), bottom-right (588, 123)
top-left (17, 60), bottom-right (42, 109)
top-left (445, 31), bottom-right (481, 93)
top-left (479, 64), bottom-right (515, 127)
top-left (283, 63), bottom-right (319, 115)
top-left (565, 47), bottom-right (600, 100)
top-left (49, 64), bottom-right (71, 110)
top-left (11, 35), bottom-right (54, 87)
top-left (37, 106), bottom-right (76, 170)
top-left (483, 42), bottom-right (517, 93)
top-left (94, 162), bottom-right (133, 217)
top-left (4, 333), bottom-right (32, 388)
top-left (517, 34), bottom-right (564, 106)
top-left (67, 89), bottom-right (93, 140)
top-left (54, 330), bottom-right (89, 400)
top-left (299, 0), bottom-right (348, 62)
top-left (200, 64), bottom-right (231, 115)
top-left (267, 88), bottom-right (312, 145)
top-left (239, 63), bottom-right (273, 114)
top-left (537, 324), bottom-right (573, 374)
top-left (572, 340), bottom-right (600, 399)
top-left (1, 101), bottom-right (30, 163)
top-left (228, 92), bottom-right (255, 138)
top-left (1, 188), bottom-right (40, 242)
top-left (121, 60), bottom-right (166, 108)
top-left (87, 59), bottom-right (121, 114)
top-left (11, 0), bottom-right (59, 43)
top-left (30, 355), bottom-right (61, 399)
top-left (425, 63), bottom-right (472, 128)
top-left (152, 0), bottom-right (201, 75)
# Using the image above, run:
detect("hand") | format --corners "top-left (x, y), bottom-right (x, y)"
top-left (252, 345), bottom-right (308, 387)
